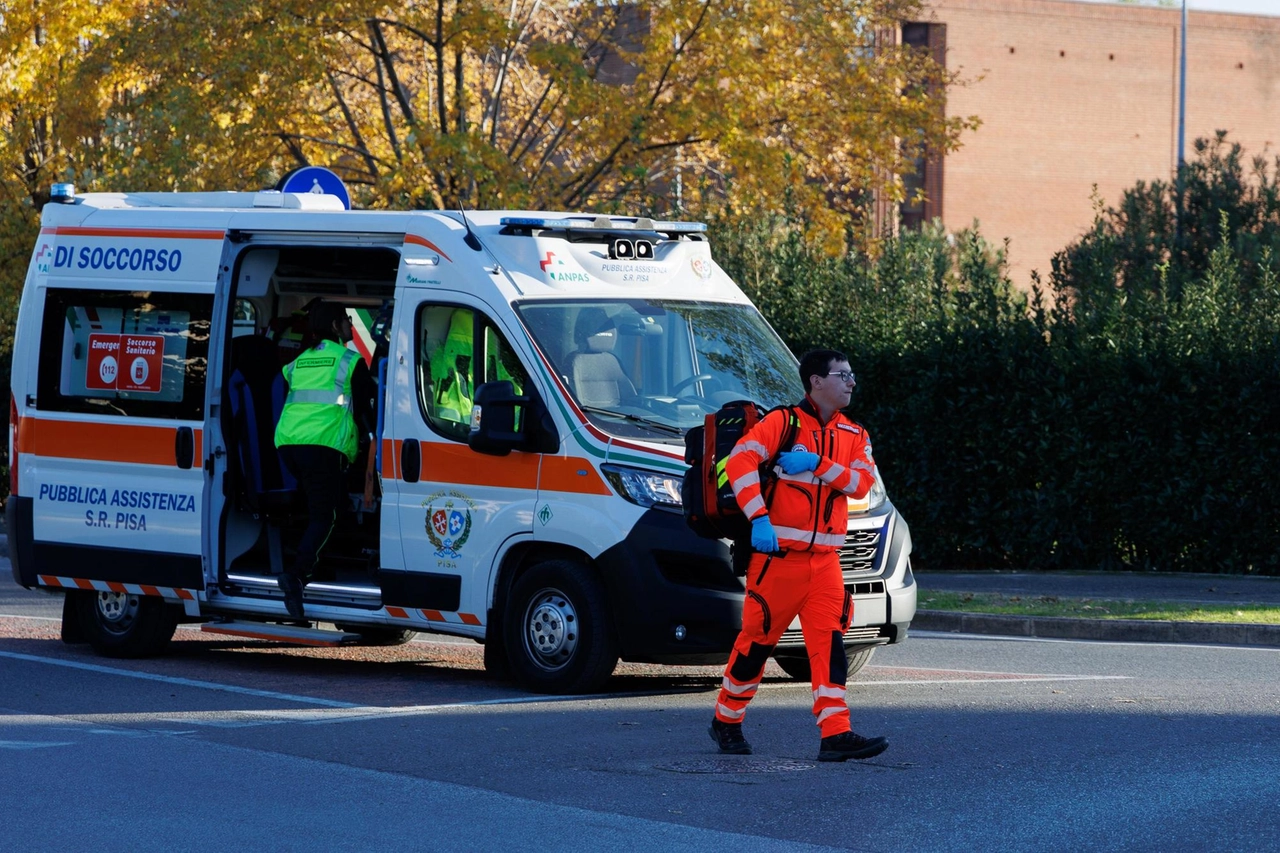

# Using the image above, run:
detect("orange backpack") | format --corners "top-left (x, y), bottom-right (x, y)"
top-left (682, 401), bottom-right (797, 541)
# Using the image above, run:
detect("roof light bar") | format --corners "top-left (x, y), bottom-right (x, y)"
top-left (500, 216), bottom-right (706, 234)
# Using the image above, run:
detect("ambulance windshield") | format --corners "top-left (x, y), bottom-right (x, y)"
top-left (515, 300), bottom-right (802, 439)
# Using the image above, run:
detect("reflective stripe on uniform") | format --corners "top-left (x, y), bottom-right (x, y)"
top-left (774, 526), bottom-right (845, 548)
top-left (286, 389), bottom-right (350, 406)
top-left (732, 469), bottom-right (762, 492)
top-left (816, 706), bottom-right (847, 725)
top-left (730, 440), bottom-right (769, 460)
top-left (721, 677), bottom-right (759, 696)
top-left (739, 494), bottom-right (767, 518)
top-left (816, 463), bottom-right (846, 484)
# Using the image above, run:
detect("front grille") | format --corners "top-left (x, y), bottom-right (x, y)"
top-left (839, 527), bottom-right (882, 577)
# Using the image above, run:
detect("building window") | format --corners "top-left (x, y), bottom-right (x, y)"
top-left (900, 22), bottom-right (946, 231)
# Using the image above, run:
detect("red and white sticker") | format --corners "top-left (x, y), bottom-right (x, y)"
top-left (119, 335), bottom-right (164, 392)
top-left (85, 334), bottom-right (121, 391)
top-left (85, 333), bottom-right (164, 393)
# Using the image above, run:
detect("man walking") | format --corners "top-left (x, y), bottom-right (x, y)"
top-left (709, 349), bottom-right (889, 761)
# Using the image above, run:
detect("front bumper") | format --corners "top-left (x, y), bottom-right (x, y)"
top-left (594, 508), bottom-right (745, 665)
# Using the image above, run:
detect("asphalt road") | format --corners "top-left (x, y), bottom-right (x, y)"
top-left (3, 578), bottom-right (1278, 852)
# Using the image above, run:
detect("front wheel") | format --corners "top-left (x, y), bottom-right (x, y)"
top-left (503, 560), bottom-right (618, 694)
top-left (73, 589), bottom-right (178, 659)
top-left (773, 645), bottom-right (876, 682)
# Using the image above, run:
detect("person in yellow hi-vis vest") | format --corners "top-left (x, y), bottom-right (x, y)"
top-left (430, 309), bottom-right (475, 424)
top-left (274, 301), bottom-right (375, 618)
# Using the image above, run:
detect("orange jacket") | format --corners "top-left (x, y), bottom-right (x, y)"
top-left (725, 397), bottom-right (876, 552)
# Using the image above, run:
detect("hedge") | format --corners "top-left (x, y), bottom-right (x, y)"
top-left (711, 140), bottom-right (1280, 574)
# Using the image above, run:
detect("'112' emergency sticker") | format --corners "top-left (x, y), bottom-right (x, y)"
top-left (85, 333), bottom-right (165, 393)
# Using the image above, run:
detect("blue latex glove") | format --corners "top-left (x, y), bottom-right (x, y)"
top-left (750, 515), bottom-right (780, 553)
top-left (777, 451), bottom-right (820, 475)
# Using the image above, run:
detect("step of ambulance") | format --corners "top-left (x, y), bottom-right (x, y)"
top-left (201, 619), bottom-right (361, 646)
top-left (223, 572), bottom-right (382, 607)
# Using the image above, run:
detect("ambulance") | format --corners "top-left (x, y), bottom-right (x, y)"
top-left (6, 177), bottom-right (916, 694)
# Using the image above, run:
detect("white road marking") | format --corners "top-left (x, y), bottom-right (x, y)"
top-left (911, 629), bottom-right (1280, 651)
top-left (30, 693), bottom-right (677, 729)
top-left (0, 649), bottom-right (361, 708)
top-left (0, 648), bottom-right (651, 725)
top-left (851, 675), bottom-right (1130, 686)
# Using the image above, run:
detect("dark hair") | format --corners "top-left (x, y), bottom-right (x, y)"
top-left (798, 348), bottom-right (848, 392)
top-left (307, 301), bottom-right (348, 343)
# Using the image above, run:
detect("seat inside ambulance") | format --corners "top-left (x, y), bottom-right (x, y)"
top-left (565, 307), bottom-right (637, 408)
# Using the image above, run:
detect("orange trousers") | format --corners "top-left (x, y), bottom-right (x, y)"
top-left (713, 549), bottom-right (854, 738)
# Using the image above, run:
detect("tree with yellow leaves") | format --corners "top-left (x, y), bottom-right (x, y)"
top-left (81, 0), bottom-right (970, 243)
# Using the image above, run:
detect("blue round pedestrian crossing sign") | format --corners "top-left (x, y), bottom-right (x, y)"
top-left (276, 166), bottom-right (352, 209)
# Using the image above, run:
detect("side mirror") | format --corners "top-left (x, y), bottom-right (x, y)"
top-left (468, 381), bottom-right (560, 456)
top-left (469, 381), bottom-right (520, 456)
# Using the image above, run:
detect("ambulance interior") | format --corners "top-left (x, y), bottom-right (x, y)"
top-left (218, 245), bottom-right (397, 604)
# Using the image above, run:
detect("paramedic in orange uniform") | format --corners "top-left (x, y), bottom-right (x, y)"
top-left (708, 349), bottom-right (889, 761)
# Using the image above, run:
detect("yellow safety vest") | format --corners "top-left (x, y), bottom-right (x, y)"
top-left (274, 340), bottom-right (360, 462)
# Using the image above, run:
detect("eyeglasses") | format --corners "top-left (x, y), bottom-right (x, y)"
top-left (821, 370), bottom-right (856, 385)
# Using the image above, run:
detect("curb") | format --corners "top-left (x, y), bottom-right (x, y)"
top-left (913, 609), bottom-right (1280, 648)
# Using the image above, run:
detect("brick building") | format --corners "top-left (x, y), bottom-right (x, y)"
top-left (909, 0), bottom-right (1280, 287)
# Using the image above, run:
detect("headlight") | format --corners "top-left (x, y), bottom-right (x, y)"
top-left (867, 467), bottom-right (887, 511)
top-left (601, 464), bottom-right (683, 509)
top-left (850, 467), bottom-right (889, 514)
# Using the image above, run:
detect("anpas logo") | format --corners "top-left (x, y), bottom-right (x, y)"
top-left (35, 243), bottom-right (53, 274)
top-left (422, 490), bottom-right (477, 559)
top-left (539, 251), bottom-right (590, 283)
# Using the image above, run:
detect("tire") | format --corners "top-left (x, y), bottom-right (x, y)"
top-left (503, 559), bottom-right (618, 694)
top-left (482, 617), bottom-right (512, 681)
top-left (74, 589), bottom-right (178, 659)
top-left (483, 635), bottom-right (512, 681)
top-left (334, 625), bottom-right (416, 646)
top-left (773, 645), bottom-right (876, 682)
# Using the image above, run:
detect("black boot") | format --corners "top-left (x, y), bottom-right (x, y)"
top-left (818, 731), bottom-right (888, 762)
top-left (708, 718), bottom-right (752, 755)
top-left (278, 574), bottom-right (306, 619)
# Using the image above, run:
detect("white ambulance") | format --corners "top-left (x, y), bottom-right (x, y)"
top-left (6, 180), bottom-right (916, 693)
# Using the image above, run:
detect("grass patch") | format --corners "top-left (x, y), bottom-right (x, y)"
top-left (918, 592), bottom-right (1280, 624)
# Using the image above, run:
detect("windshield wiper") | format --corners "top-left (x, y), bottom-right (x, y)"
top-left (579, 405), bottom-right (683, 435)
